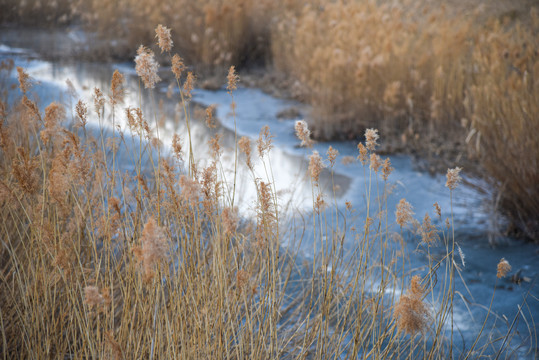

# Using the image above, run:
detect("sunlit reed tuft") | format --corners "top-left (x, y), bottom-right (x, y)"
top-left (446, 167), bottom-right (462, 190)
top-left (295, 120), bottom-right (313, 147)
top-left (308, 150), bottom-right (324, 183)
top-left (155, 24), bottom-right (173, 53)
top-left (16, 67), bottom-right (30, 93)
top-left (381, 157), bottom-right (393, 181)
top-left (369, 153), bottom-right (382, 173)
top-left (396, 198), bottom-right (414, 228)
top-left (365, 128), bottom-right (379, 151)
top-left (497, 258), bottom-right (511, 278)
top-left (183, 71), bottom-right (196, 100)
top-left (357, 142), bottom-right (368, 165)
top-left (393, 275), bottom-right (429, 335)
top-left (171, 54), bottom-right (186, 80)
top-left (109, 70), bottom-right (125, 106)
top-left (227, 65), bottom-right (239, 92)
top-left (238, 136), bottom-right (253, 170)
top-left (257, 125), bottom-right (273, 158)
top-left (135, 45), bottom-right (161, 89)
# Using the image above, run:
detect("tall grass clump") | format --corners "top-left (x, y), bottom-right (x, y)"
top-left (464, 10), bottom-right (539, 239)
top-left (1, 30), bottom-right (535, 358)
top-left (271, 0), bottom-right (473, 143)
top-left (75, 0), bottom-right (296, 72)
top-left (0, 0), bottom-right (74, 25)
top-left (272, 0), bottom-right (538, 239)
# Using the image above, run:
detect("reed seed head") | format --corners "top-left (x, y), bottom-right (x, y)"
top-left (433, 202), bottom-right (441, 218)
top-left (396, 198), bottom-right (414, 227)
top-left (172, 134), bottom-right (183, 161)
top-left (381, 157), bottom-right (393, 180)
top-left (208, 133), bottom-right (222, 159)
top-left (420, 213), bottom-right (438, 245)
top-left (179, 175), bottom-right (200, 204)
top-left (205, 104), bottom-right (216, 128)
top-left (183, 72), bottom-right (196, 100)
top-left (369, 153), bottom-right (382, 172)
top-left (75, 100), bottom-right (88, 128)
top-left (309, 151), bottom-right (325, 183)
top-left (457, 244), bottom-right (466, 267)
top-left (357, 143), bottom-right (368, 165)
top-left (238, 136), bottom-right (253, 169)
top-left (41, 102), bottom-right (65, 144)
top-left (171, 54), bottom-right (186, 80)
top-left (446, 167), bottom-right (462, 190)
top-left (135, 45), bottom-right (161, 89)
top-left (155, 24), bottom-right (173, 53)
top-left (136, 218), bottom-right (168, 279)
top-left (315, 193), bottom-right (326, 212)
top-left (93, 87), bottom-right (105, 118)
top-left (227, 66), bottom-right (239, 92)
top-left (109, 70), bottom-right (125, 106)
top-left (257, 125), bottom-right (273, 158)
top-left (84, 286), bottom-right (104, 308)
top-left (236, 269), bottom-right (249, 293)
top-left (393, 275), bottom-right (428, 335)
top-left (295, 120), bottom-right (313, 147)
top-left (16, 67), bottom-right (31, 93)
top-left (365, 128), bottom-right (379, 151)
top-left (497, 258), bottom-right (511, 278)
top-left (222, 206), bottom-right (239, 235)
top-left (327, 146), bottom-right (339, 167)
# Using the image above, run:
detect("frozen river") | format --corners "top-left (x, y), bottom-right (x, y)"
top-left (1, 29), bottom-right (537, 358)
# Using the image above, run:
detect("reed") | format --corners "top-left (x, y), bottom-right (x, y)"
top-left (2, 0), bottom-right (536, 237)
top-left (0, 37), bottom-right (535, 358)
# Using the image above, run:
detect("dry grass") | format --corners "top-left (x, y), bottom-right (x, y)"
top-left (0, 37), bottom-right (536, 358)
top-left (464, 11), bottom-right (539, 239)
top-left (269, 1), bottom-right (538, 239)
top-left (0, 0), bottom-right (74, 25)
top-left (73, 0), bottom-right (294, 71)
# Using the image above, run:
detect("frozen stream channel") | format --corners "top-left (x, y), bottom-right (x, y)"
top-left (1, 30), bottom-right (538, 358)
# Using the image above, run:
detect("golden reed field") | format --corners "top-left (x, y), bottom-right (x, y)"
top-left (0, 0), bottom-right (538, 358)
top-left (5, 0), bottom-right (535, 239)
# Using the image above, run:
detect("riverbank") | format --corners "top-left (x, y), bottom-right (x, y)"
top-left (1, 27), bottom-right (538, 358)
top-left (1, 17), bottom-right (538, 242)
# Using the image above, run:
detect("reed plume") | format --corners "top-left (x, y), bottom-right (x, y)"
top-left (357, 143), bottom-right (368, 165)
top-left (238, 136), bottom-right (253, 170)
top-left (396, 199), bottom-right (414, 228)
top-left (109, 70), bottom-right (125, 106)
top-left (135, 45), bottom-right (161, 89)
top-left (171, 54), bottom-right (186, 80)
top-left (257, 125), bottom-right (273, 158)
top-left (155, 24), bottom-right (173, 53)
top-left (227, 66), bottom-right (239, 92)
top-left (16, 67), bottom-right (31, 94)
top-left (295, 120), bottom-right (313, 147)
top-left (365, 128), bottom-right (379, 151)
top-left (84, 286), bottom-right (105, 308)
top-left (393, 275), bottom-right (429, 335)
top-left (133, 218), bottom-right (168, 280)
top-left (381, 157), bottom-right (393, 181)
top-left (308, 150), bottom-right (324, 183)
top-left (497, 258), bottom-right (511, 278)
top-left (446, 167), bottom-right (462, 190)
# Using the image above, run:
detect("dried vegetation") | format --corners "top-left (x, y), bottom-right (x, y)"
top-left (0, 47), bottom-right (535, 357)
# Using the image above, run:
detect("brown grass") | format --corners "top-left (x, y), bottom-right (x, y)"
top-left (270, 1), bottom-right (538, 239)
top-left (0, 43), bottom-right (535, 357)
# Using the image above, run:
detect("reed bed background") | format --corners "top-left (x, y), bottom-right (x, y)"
top-left (0, 30), bottom-right (536, 358)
